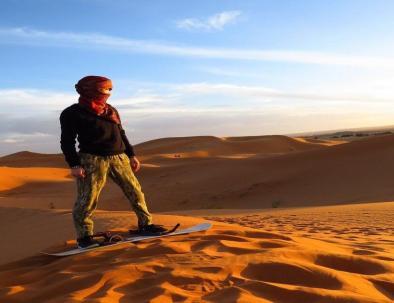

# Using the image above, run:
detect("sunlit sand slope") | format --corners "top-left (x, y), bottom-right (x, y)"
top-left (1, 135), bottom-right (394, 211)
top-left (138, 134), bottom-right (394, 210)
top-left (0, 210), bottom-right (393, 303)
top-left (0, 167), bottom-right (71, 192)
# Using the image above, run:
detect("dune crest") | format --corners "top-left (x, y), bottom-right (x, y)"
top-left (0, 151), bottom-right (65, 168)
top-left (136, 135), bottom-right (330, 159)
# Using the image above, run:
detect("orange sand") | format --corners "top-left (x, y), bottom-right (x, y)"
top-left (0, 134), bottom-right (393, 302)
top-left (0, 167), bottom-right (71, 191)
top-left (0, 209), bottom-right (392, 302)
top-left (3, 135), bottom-right (394, 211)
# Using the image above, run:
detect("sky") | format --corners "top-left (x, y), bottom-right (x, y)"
top-left (1, 0), bottom-right (394, 155)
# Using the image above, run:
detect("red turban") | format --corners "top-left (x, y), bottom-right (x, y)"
top-left (75, 76), bottom-right (120, 124)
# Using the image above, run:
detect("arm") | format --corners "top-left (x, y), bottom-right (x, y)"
top-left (112, 105), bottom-right (136, 157)
top-left (119, 124), bottom-right (141, 172)
top-left (60, 109), bottom-right (81, 168)
top-left (112, 105), bottom-right (140, 172)
top-left (119, 124), bottom-right (136, 158)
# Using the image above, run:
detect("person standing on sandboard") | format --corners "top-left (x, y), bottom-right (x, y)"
top-left (60, 76), bottom-right (167, 249)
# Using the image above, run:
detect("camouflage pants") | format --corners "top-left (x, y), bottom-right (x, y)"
top-left (73, 152), bottom-right (152, 238)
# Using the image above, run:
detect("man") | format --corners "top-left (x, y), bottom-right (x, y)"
top-left (60, 75), bottom-right (166, 249)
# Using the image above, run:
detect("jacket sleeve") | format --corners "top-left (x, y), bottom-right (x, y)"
top-left (60, 109), bottom-right (81, 167)
top-left (112, 106), bottom-right (136, 157)
top-left (119, 124), bottom-right (136, 157)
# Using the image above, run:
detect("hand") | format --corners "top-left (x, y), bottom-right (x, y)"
top-left (130, 156), bottom-right (141, 172)
top-left (71, 166), bottom-right (86, 178)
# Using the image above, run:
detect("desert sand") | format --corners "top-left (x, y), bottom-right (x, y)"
top-left (0, 134), bottom-right (393, 302)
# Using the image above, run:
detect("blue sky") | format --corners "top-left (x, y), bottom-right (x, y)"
top-left (1, 0), bottom-right (394, 155)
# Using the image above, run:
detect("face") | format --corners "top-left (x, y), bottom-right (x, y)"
top-left (97, 87), bottom-right (112, 95)
top-left (76, 77), bottom-right (113, 103)
top-left (96, 79), bottom-right (113, 96)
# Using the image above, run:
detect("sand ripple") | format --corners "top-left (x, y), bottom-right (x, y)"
top-left (0, 217), bottom-right (393, 303)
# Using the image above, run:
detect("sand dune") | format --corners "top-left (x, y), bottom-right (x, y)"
top-left (0, 134), bottom-right (394, 302)
top-left (1, 134), bottom-right (393, 211)
top-left (0, 166), bottom-right (74, 209)
top-left (0, 151), bottom-right (66, 168)
top-left (113, 134), bottom-right (394, 211)
top-left (0, 135), bottom-right (327, 167)
top-left (0, 167), bottom-right (71, 192)
top-left (136, 135), bottom-right (329, 159)
top-left (294, 137), bottom-right (345, 146)
top-left (0, 206), bottom-right (392, 303)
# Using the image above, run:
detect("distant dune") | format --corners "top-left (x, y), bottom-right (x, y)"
top-left (0, 134), bottom-right (325, 166)
top-left (135, 135), bottom-right (328, 158)
top-left (0, 151), bottom-right (66, 168)
top-left (1, 134), bottom-right (393, 210)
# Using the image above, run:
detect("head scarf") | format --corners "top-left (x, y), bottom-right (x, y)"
top-left (75, 76), bottom-right (120, 124)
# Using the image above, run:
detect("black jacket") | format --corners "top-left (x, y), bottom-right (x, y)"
top-left (60, 104), bottom-right (135, 167)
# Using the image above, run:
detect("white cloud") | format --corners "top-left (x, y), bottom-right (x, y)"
top-left (2, 27), bottom-right (394, 68)
top-left (0, 89), bottom-right (75, 117)
top-left (171, 82), bottom-right (393, 104)
top-left (176, 11), bottom-right (242, 31)
top-left (2, 138), bottom-right (22, 144)
top-left (1, 82), bottom-right (391, 120)
top-left (1, 82), bottom-right (394, 156)
top-left (1, 132), bottom-right (53, 144)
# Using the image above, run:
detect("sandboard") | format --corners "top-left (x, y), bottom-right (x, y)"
top-left (42, 222), bottom-right (212, 257)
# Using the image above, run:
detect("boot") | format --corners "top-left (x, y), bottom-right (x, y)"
top-left (77, 235), bottom-right (100, 249)
top-left (138, 224), bottom-right (168, 234)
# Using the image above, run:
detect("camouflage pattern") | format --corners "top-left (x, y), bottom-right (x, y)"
top-left (73, 152), bottom-right (152, 238)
